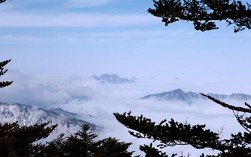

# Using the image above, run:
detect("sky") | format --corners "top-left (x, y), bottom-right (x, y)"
top-left (0, 0), bottom-right (251, 81)
top-left (1, 0), bottom-right (251, 155)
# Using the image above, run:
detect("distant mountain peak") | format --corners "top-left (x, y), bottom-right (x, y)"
top-left (141, 89), bottom-right (251, 102)
top-left (173, 89), bottom-right (183, 92)
top-left (92, 74), bottom-right (134, 84)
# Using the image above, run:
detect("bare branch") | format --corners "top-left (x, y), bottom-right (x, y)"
top-left (201, 93), bottom-right (251, 113)
top-left (245, 102), bottom-right (251, 109)
top-left (232, 111), bottom-right (251, 133)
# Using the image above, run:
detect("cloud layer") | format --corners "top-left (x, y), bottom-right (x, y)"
top-left (0, 71), bottom-right (248, 156)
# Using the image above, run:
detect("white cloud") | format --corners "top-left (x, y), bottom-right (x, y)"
top-left (0, 12), bottom-right (155, 27)
top-left (0, 35), bottom-right (78, 44)
top-left (2, 0), bottom-right (116, 10)
top-left (66, 0), bottom-right (115, 7)
top-left (0, 29), bottom-right (192, 47)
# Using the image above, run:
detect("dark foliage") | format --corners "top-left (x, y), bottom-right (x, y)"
top-left (38, 124), bottom-right (134, 157)
top-left (140, 143), bottom-right (170, 157)
top-left (114, 95), bottom-right (251, 156)
top-left (0, 59), bottom-right (13, 88)
top-left (148, 0), bottom-right (251, 32)
top-left (0, 122), bottom-right (56, 157)
top-left (0, 123), bottom-right (134, 157)
top-left (92, 137), bottom-right (133, 157)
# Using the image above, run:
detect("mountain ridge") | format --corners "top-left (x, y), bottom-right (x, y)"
top-left (141, 89), bottom-right (251, 102)
top-left (0, 102), bottom-right (99, 137)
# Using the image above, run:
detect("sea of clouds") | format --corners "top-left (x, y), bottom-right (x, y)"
top-left (0, 70), bottom-right (250, 156)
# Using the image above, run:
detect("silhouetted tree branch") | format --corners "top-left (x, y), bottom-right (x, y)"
top-left (148, 0), bottom-right (251, 32)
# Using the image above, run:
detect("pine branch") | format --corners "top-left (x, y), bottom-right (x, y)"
top-left (0, 59), bottom-right (11, 76)
top-left (0, 59), bottom-right (12, 88)
top-left (149, 0), bottom-right (251, 32)
top-left (115, 112), bottom-right (251, 156)
top-left (0, 59), bottom-right (11, 69)
top-left (0, 81), bottom-right (13, 88)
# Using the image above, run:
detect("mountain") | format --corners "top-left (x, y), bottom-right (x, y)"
top-left (0, 102), bottom-right (98, 137)
top-left (141, 89), bottom-right (251, 102)
top-left (92, 74), bottom-right (134, 84)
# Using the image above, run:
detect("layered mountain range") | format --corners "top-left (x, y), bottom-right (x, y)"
top-left (141, 89), bottom-right (251, 102)
top-left (92, 74), bottom-right (134, 84)
top-left (0, 102), bottom-right (98, 137)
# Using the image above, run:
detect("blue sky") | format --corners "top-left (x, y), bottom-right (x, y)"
top-left (1, 0), bottom-right (251, 81)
